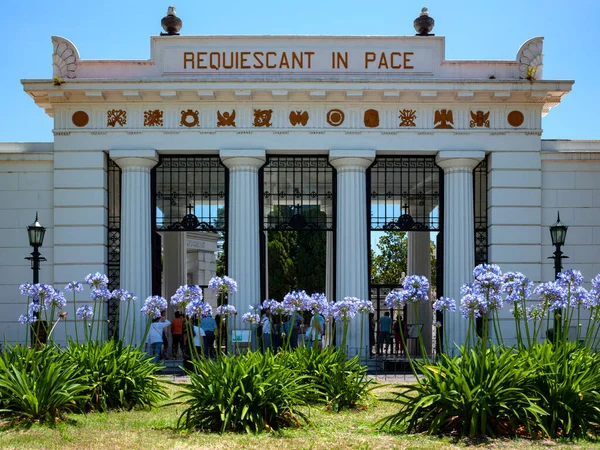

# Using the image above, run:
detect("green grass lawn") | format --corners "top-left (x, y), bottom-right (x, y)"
top-left (1, 380), bottom-right (598, 450)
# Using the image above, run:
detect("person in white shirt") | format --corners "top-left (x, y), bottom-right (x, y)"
top-left (310, 313), bottom-right (325, 349)
top-left (261, 311), bottom-right (272, 351)
top-left (192, 322), bottom-right (205, 359)
top-left (148, 311), bottom-right (171, 364)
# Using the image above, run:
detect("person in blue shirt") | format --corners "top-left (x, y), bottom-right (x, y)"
top-left (378, 311), bottom-right (392, 355)
top-left (200, 314), bottom-right (218, 358)
top-left (309, 313), bottom-right (325, 349)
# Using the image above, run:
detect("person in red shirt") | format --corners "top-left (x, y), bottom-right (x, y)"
top-left (171, 311), bottom-right (184, 359)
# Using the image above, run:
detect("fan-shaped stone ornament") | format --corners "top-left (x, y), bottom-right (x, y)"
top-left (52, 36), bottom-right (80, 79)
top-left (516, 37), bottom-right (543, 80)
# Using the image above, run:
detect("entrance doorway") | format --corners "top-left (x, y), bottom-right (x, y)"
top-left (367, 156), bottom-right (442, 364)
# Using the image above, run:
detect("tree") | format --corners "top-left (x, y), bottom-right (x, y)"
top-left (370, 232), bottom-right (408, 284)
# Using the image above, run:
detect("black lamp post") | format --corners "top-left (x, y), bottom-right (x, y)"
top-left (548, 211), bottom-right (568, 342)
top-left (25, 213), bottom-right (47, 284)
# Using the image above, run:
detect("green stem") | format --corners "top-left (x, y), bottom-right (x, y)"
top-left (521, 292), bottom-right (532, 349)
top-left (123, 301), bottom-right (130, 345)
top-left (72, 292), bottom-right (79, 343)
top-left (414, 305), bottom-right (429, 364)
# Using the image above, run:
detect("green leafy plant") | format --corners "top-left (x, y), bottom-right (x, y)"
top-left (379, 344), bottom-right (547, 438)
top-left (284, 346), bottom-right (376, 411)
top-left (0, 345), bottom-right (88, 424)
top-left (63, 340), bottom-right (166, 412)
top-left (176, 351), bottom-right (312, 433)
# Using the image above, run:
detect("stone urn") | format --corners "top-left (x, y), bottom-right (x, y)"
top-left (161, 6), bottom-right (182, 36)
top-left (414, 7), bottom-right (435, 36)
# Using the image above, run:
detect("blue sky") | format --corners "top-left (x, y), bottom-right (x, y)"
top-left (3, 0), bottom-right (597, 142)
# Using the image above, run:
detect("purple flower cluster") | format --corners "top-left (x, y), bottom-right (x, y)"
top-left (433, 296), bottom-right (456, 312)
top-left (502, 272), bottom-right (533, 304)
top-left (216, 304), bottom-right (237, 317)
top-left (385, 289), bottom-right (405, 310)
top-left (141, 295), bottom-right (168, 319)
top-left (91, 287), bottom-right (111, 302)
top-left (186, 299), bottom-right (212, 319)
top-left (330, 297), bottom-right (359, 323)
top-left (112, 289), bottom-right (137, 302)
top-left (65, 281), bottom-right (83, 292)
top-left (208, 276), bottom-right (238, 295)
top-left (558, 269), bottom-right (585, 288)
top-left (283, 290), bottom-right (310, 313)
top-left (460, 293), bottom-right (487, 319)
top-left (587, 275), bottom-right (600, 309)
top-left (76, 305), bottom-right (94, 320)
top-left (48, 291), bottom-right (67, 309)
top-left (18, 283), bottom-right (69, 325)
top-left (242, 312), bottom-right (260, 325)
top-left (356, 299), bottom-right (375, 314)
top-left (84, 272), bottom-right (109, 289)
top-left (534, 281), bottom-right (565, 311)
top-left (402, 275), bottom-right (430, 303)
top-left (18, 313), bottom-right (37, 325)
top-left (305, 293), bottom-right (329, 315)
top-left (171, 285), bottom-right (203, 307)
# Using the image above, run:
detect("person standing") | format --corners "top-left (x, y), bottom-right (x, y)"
top-left (171, 311), bottom-right (184, 359)
top-left (147, 311), bottom-right (171, 364)
top-left (200, 313), bottom-right (217, 358)
top-left (309, 312), bottom-right (325, 349)
top-left (378, 311), bottom-right (392, 355)
top-left (261, 311), bottom-right (272, 351)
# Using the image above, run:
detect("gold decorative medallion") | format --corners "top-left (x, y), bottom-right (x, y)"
top-left (399, 109), bottom-right (417, 127)
top-left (217, 110), bottom-right (236, 127)
top-left (107, 109), bottom-right (127, 127)
top-left (364, 109), bottom-right (379, 128)
top-left (507, 110), bottom-right (524, 127)
top-left (289, 111), bottom-right (309, 127)
top-left (469, 111), bottom-right (490, 128)
top-left (434, 109), bottom-right (454, 129)
top-left (326, 109), bottom-right (345, 127)
top-left (180, 109), bottom-right (200, 127)
top-left (72, 111), bottom-right (89, 127)
top-left (144, 109), bottom-right (164, 127)
top-left (253, 109), bottom-right (273, 127)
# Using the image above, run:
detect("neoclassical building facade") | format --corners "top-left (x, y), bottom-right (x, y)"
top-left (1, 27), bottom-right (599, 354)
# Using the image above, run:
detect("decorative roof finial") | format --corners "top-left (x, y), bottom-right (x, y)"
top-left (414, 6), bottom-right (435, 36)
top-left (161, 6), bottom-right (183, 36)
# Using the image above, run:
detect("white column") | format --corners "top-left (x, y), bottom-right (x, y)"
top-left (325, 231), bottom-right (335, 303)
top-left (436, 151), bottom-right (484, 353)
top-left (220, 150), bottom-right (265, 327)
top-left (163, 232), bottom-right (186, 314)
top-left (329, 150), bottom-right (375, 360)
top-left (111, 150), bottom-right (158, 346)
top-left (407, 231), bottom-right (432, 354)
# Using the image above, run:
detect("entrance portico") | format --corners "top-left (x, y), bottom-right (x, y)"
top-left (20, 31), bottom-right (572, 351)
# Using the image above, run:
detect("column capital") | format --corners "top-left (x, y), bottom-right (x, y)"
top-left (220, 149), bottom-right (266, 170)
top-left (329, 150), bottom-right (375, 170)
top-left (435, 151), bottom-right (485, 172)
top-left (110, 150), bottom-right (158, 170)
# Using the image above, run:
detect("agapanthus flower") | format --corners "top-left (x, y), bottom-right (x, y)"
top-left (502, 272), bottom-right (532, 304)
top-left (433, 321), bottom-right (442, 328)
top-left (330, 298), bottom-right (358, 323)
top-left (91, 287), bottom-right (111, 302)
top-left (65, 281), bottom-right (83, 292)
top-left (460, 293), bottom-right (486, 319)
top-left (356, 299), bottom-right (374, 314)
top-left (460, 283), bottom-right (475, 296)
top-left (171, 284), bottom-right (203, 307)
top-left (208, 276), bottom-right (238, 295)
top-left (242, 312), bottom-right (260, 324)
top-left (305, 293), bottom-right (329, 315)
top-left (262, 298), bottom-right (277, 311)
top-left (19, 283), bottom-right (32, 296)
top-left (48, 291), bottom-right (67, 309)
top-left (567, 286), bottom-right (590, 308)
top-left (185, 298), bottom-right (212, 319)
top-left (586, 274), bottom-right (600, 309)
top-left (433, 296), bottom-right (456, 312)
top-left (527, 305), bottom-right (545, 322)
top-left (76, 305), bottom-right (94, 320)
top-left (385, 289), bottom-right (405, 310)
top-left (28, 284), bottom-right (56, 306)
top-left (249, 303), bottom-right (262, 313)
top-left (216, 304), bottom-right (237, 317)
top-left (18, 313), bottom-right (37, 325)
top-left (141, 295), bottom-right (167, 319)
top-left (283, 290), bottom-right (310, 313)
top-left (557, 269), bottom-right (585, 288)
top-left (473, 268), bottom-right (504, 311)
top-left (269, 300), bottom-right (288, 316)
top-left (111, 289), bottom-right (128, 302)
top-left (534, 281), bottom-right (565, 311)
top-left (473, 264), bottom-right (502, 279)
top-left (124, 292), bottom-right (138, 302)
top-left (84, 272), bottom-right (109, 289)
top-left (402, 275), bottom-right (430, 303)
top-left (28, 301), bottom-right (41, 314)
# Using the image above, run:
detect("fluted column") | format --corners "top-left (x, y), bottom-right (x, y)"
top-left (163, 232), bottom-right (187, 316)
top-left (220, 150), bottom-right (265, 327)
top-left (329, 150), bottom-right (375, 360)
top-left (111, 150), bottom-right (159, 346)
top-left (407, 231), bottom-right (432, 354)
top-left (436, 151), bottom-right (484, 353)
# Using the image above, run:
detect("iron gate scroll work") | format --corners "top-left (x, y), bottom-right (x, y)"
top-left (367, 156), bottom-right (442, 369)
top-left (107, 158), bottom-right (121, 339)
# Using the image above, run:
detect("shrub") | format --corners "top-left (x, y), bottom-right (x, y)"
top-left (525, 342), bottom-right (600, 438)
top-left (284, 346), bottom-right (376, 411)
top-left (0, 345), bottom-right (88, 424)
top-left (63, 340), bottom-right (167, 412)
top-left (379, 344), bottom-right (546, 438)
top-left (176, 351), bottom-right (312, 433)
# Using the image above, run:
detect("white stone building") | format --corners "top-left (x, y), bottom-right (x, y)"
top-left (1, 26), bottom-right (599, 355)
